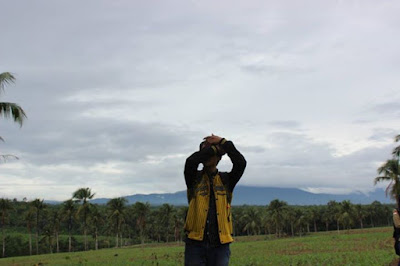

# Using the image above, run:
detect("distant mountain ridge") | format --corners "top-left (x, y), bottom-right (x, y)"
top-left (90, 186), bottom-right (393, 206)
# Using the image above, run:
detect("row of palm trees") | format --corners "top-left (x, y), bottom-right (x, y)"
top-left (0, 189), bottom-right (394, 258)
top-left (0, 187), bottom-right (187, 257)
top-left (232, 199), bottom-right (392, 238)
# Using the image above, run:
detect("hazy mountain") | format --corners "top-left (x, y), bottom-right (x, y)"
top-left (90, 186), bottom-right (393, 206)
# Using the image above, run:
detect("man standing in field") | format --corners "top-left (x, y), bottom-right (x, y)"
top-left (393, 197), bottom-right (400, 263)
top-left (183, 134), bottom-right (246, 266)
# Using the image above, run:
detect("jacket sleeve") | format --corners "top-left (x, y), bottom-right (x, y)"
top-left (184, 145), bottom-right (218, 189)
top-left (220, 139), bottom-right (247, 191)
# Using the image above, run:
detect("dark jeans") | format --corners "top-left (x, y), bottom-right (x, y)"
top-left (184, 242), bottom-right (230, 266)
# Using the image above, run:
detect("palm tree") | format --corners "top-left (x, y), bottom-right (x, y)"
top-left (0, 72), bottom-right (27, 161)
top-left (107, 197), bottom-right (127, 248)
top-left (0, 72), bottom-right (26, 126)
top-left (375, 159), bottom-right (400, 207)
top-left (353, 204), bottom-right (366, 229)
top-left (49, 209), bottom-right (62, 253)
top-left (88, 204), bottom-right (104, 250)
top-left (158, 204), bottom-right (175, 242)
top-left (73, 188), bottom-right (95, 251)
top-left (241, 207), bottom-right (261, 235)
top-left (132, 202), bottom-right (150, 245)
top-left (0, 198), bottom-right (13, 257)
top-left (24, 207), bottom-right (35, 255)
top-left (61, 199), bottom-right (76, 252)
top-left (327, 201), bottom-right (341, 232)
top-left (31, 199), bottom-right (46, 255)
top-left (339, 200), bottom-right (354, 231)
top-left (309, 206), bottom-right (320, 232)
top-left (267, 199), bottom-right (287, 237)
top-left (284, 206), bottom-right (298, 237)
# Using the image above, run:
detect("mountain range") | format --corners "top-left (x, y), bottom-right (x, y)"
top-left (90, 186), bottom-right (393, 206)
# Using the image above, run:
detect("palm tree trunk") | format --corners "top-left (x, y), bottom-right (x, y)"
top-left (115, 233), bottom-right (118, 248)
top-left (325, 221), bottom-right (329, 231)
top-left (95, 228), bottom-right (98, 250)
top-left (36, 211), bottom-right (39, 255)
top-left (2, 222), bottom-right (5, 258)
top-left (56, 232), bottom-right (59, 253)
top-left (291, 222), bottom-right (294, 237)
top-left (36, 230), bottom-right (39, 255)
top-left (84, 227), bottom-right (88, 251)
top-left (360, 219), bottom-right (363, 229)
top-left (337, 220), bottom-right (340, 232)
top-left (314, 220), bottom-right (317, 232)
top-left (68, 231), bottom-right (72, 252)
top-left (28, 226), bottom-right (32, 256)
top-left (120, 232), bottom-right (122, 247)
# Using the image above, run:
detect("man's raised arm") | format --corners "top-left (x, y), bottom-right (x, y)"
top-left (184, 145), bottom-right (219, 189)
top-left (219, 139), bottom-right (246, 191)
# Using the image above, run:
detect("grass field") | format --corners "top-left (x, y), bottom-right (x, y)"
top-left (0, 227), bottom-right (398, 265)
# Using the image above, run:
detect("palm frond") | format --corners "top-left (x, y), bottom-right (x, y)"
top-left (393, 146), bottom-right (400, 157)
top-left (374, 175), bottom-right (392, 184)
top-left (0, 72), bottom-right (15, 92)
top-left (0, 102), bottom-right (27, 126)
top-left (0, 154), bottom-right (19, 163)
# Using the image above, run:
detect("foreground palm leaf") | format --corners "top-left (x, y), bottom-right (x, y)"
top-left (0, 154), bottom-right (19, 163)
top-left (0, 72), bottom-right (15, 92)
top-left (0, 102), bottom-right (26, 126)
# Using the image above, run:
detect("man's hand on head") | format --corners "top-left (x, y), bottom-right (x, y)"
top-left (203, 134), bottom-right (223, 145)
top-left (204, 134), bottom-right (226, 156)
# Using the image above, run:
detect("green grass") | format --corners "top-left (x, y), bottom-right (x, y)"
top-left (0, 227), bottom-right (397, 265)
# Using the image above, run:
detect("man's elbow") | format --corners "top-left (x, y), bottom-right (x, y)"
top-left (239, 157), bottom-right (247, 171)
top-left (185, 157), bottom-right (196, 168)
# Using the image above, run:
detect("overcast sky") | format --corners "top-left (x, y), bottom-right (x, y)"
top-left (1, 0), bottom-right (399, 201)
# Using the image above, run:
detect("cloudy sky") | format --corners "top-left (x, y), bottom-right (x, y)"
top-left (1, 0), bottom-right (399, 201)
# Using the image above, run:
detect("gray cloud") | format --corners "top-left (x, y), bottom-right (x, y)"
top-left (268, 120), bottom-right (301, 129)
top-left (1, 0), bottom-right (400, 200)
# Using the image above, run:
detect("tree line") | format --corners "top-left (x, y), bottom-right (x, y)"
top-left (0, 187), bottom-right (395, 258)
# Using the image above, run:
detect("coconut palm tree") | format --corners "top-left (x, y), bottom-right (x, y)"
top-left (0, 198), bottom-right (13, 257)
top-left (61, 199), bottom-right (76, 252)
top-left (353, 204), bottom-right (366, 229)
top-left (309, 206), bottom-right (320, 232)
top-left (132, 202), bottom-right (150, 245)
top-left (241, 207), bottom-right (262, 235)
top-left (107, 197), bottom-right (127, 248)
top-left (31, 199), bottom-right (46, 255)
top-left (267, 199), bottom-right (288, 237)
top-left (49, 209), bottom-right (62, 253)
top-left (158, 204), bottom-right (175, 242)
top-left (375, 159), bottom-right (400, 207)
top-left (24, 207), bottom-right (35, 255)
top-left (88, 204), bottom-right (104, 250)
top-left (339, 200), bottom-right (354, 231)
top-left (73, 188), bottom-right (95, 251)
